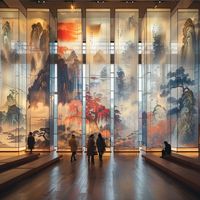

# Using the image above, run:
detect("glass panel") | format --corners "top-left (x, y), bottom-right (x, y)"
top-left (86, 9), bottom-right (110, 146)
top-left (18, 12), bottom-right (26, 149)
top-left (170, 10), bottom-right (199, 149)
top-left (114, 9), bottom-right (139, 149)
top-left (57, 9), bottom-right (82, 150)
top-left (143, 9), bottom-right (171, 149)
top-left (0, 9), bottom-right (26, 151)
top-left (27, 9), bottom-right (50, 150)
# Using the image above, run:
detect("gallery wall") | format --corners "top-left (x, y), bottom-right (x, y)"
top-left (0, 9), bottom-right (26, 151)
top-left (0, 8), bottom-right (199, 151)
top-left (142, 9), bottom-right (199, 151)
top-left (57, 9), bottom-right (82, 151)
top-left (86, 9), bottom-right (111, 148)
top-left (115, 9), bottom-right (139, 149)
top-left (170, 9), bottom-right (199, 150)
top-left (26, 9), bottom-right (52, 151)
top-left (142, 9), bottom-right (171, 149)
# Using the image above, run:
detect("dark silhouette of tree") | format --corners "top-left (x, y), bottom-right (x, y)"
top-left (33, 128), bottom-right (50, 146)
top-left (160, 66), bottom-right (195, 116)
top-left (153, 33), bottom-right (165, 62)
top-left (114, 106), bottom-right (121, 124)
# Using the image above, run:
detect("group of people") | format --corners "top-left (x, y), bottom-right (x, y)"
top-left (69, 133), bottom-right (106, 164)
top-left (27, 131), bottom-right (171, 161)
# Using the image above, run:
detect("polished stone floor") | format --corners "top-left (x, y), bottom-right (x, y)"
top-left (1, 153), bottom-right (200, 200)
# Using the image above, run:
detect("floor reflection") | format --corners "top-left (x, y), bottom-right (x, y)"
top-left (1, 152), bottom-right (200, 200)
top-left (105, 152), bottom-right (116, 200)
top-left (76, 154), bottom-right (88, 195)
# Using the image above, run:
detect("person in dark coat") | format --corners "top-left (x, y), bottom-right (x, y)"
top-left (161, 141), bottom-right (171, 158)
top-left (87, 134), bottom-right (96, 164)
top-left (27, 132), bottom-right (35, 153)
top-left (96, 133), bottom-right (106, 161)
top-left (69, 134), bottom-right (78, 162)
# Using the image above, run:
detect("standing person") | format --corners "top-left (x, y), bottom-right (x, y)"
top-left (96, 133), bottom-right (106, 161)
top-left (87, 134), bottom-right (96, 164)
top-left (27, 132), bottom-right (35, 153)
top-left (161, 141), bottom-right (171, 158)
top-left (69, 134), bottom-right (78, 162)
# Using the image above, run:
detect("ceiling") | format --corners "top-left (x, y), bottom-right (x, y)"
top-left (0, 0), bottom-right (200, 17)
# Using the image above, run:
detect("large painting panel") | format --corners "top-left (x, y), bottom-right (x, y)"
top-left (114, 9), bottom-right (139, 149)
top-left (86, 9), bottom-right (110, 146)
top-left (57, 9), bottom-right (82, 150)
top-left (169, 10), bottom-right (199, 149)
top-left (145, 9), bottom-right (171, 148)
top-left (27, 10), bottom-right (50, 150)
top-left (85, 76), bottom-right (111, 147)
top-left (0, 10), bottom-right (26, 150)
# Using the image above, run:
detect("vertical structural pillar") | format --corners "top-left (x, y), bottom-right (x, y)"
top-left (49, 13), bottom-right (57, 151)
top-left (110, 8), bottom-right (115, 151)
top-left (82, 8), bottom-right (86, 150)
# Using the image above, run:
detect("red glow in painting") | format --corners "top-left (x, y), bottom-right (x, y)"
top-left (58, 22), bottom-right (81, 42)
top-left (58, 46), bottom-right (69, 55)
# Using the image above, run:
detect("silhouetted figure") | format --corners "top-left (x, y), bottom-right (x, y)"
top-left (69, 134), bottom-right (78, 162)
top-left (27, 132), bottom-right (35, 153)
top-left (161, 141), bottom-right (171, 158)
top-left (96, 133), bottom-right (106, 161)
top-left (87, 134), bottom-right (96, 164)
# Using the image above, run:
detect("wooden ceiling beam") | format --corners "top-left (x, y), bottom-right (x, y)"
top-left (18, 1), bottom-right (178, 18)
top-left (3, 0), bottom-right (26, 16)
top-left (171, 0), bottom-right (193, 16)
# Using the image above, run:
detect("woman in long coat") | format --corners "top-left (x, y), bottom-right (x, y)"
top-left (87, 134), bottom-right (96, 164)
top-left (69, 134), bottom-right (78, 162)
top-left (27, 132), bottom-right (35, 153)
top-left (96, 133), bottom-right (106, 161)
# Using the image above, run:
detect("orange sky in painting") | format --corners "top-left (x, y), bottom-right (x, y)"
top-left (58, 22), bottom-right (81, 42)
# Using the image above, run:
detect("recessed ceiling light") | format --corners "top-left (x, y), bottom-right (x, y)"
top-left (37, 0), bottom-right (46, 3)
